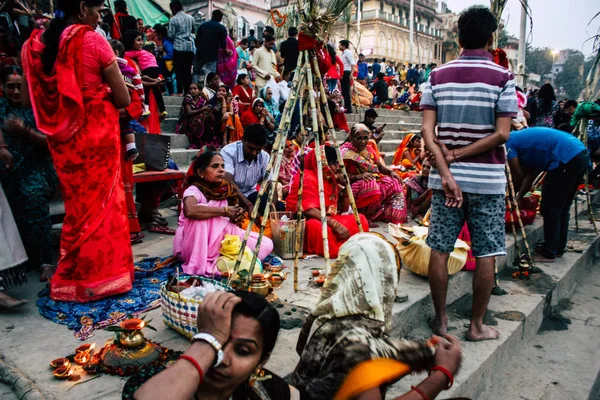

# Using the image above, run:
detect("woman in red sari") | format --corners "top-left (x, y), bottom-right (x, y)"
top-left (341, 124), bottom-right (407, 225)
top-left (21, 0), bottom-right (134, 302)
top-left (231, 73), bottom-right (253, 115)
top-left (286, 145), bottom-right (368, 258)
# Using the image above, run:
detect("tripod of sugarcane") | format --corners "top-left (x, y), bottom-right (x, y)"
top-left (228, 47), bottom-right (365, 291)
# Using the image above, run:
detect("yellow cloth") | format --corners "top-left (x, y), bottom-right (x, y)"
top-left (389, 224), bottom-right (469, 276)
top-left (132, 163), bottom-right (146, 174)
top-left (352, 80), bottom-right (373, 107)
top-left (334, 359), bottom-right (411, 400)
top-left (214, 234), bottom-right (262, 274)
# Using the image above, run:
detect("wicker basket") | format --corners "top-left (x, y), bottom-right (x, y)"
top-left (160, 277), bottom-right (231, 339)
top-left (269, 211), bottom-right (306, 259)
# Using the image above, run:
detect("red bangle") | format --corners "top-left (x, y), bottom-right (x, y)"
top-left (179, 355), bottom-right (204, 384)
top-left (411, 386), bottom-right (430, 400)
top-left (429, 366), bottom-right (454, 389)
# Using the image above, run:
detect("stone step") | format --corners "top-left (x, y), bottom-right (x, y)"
top-left (263, 192), bottom-right (600, 394)
top-left (160, 116), bottom-right (420, 137)
top-left (346, 115), bottom-right (423, 124)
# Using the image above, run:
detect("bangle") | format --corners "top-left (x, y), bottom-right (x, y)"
top-left (410, 386), bottom-right (430, 400)
top-left (429, 366), bottom-right (454, 389)
top-left (0, 144), bottom-right (7, 149)
top-left (179, 355), bottom-right (204, 384)
top-left (223, 207), bottom-right (228, 218)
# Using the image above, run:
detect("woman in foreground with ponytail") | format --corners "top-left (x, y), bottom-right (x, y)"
top-left (21, 0), bottom-right (134, 302)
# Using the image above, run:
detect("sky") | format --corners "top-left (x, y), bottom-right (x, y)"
top-left (444, 0), bottom-right (600, 58)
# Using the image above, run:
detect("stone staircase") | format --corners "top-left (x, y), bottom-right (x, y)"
top-left (161, 95), bottom-right (423, 169)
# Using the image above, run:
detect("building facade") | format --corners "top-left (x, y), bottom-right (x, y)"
top-left (183, 0), bottom-right (272, 40)
top-left (332, 0), bottom-right (443, 65)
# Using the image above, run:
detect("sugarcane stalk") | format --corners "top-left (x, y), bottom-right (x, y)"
top-left (309, 52), bottom-right (365, 233)
top-left (292, 73), bottom-right (308, 292)
top-left (531, 171), bottom-right (546, 193)
top-left (504, 151), bottom-right (533, 269)
top-left (228, 52), bottom-right (306, 287)
top-left (304, 49), bottom-right (331, 276)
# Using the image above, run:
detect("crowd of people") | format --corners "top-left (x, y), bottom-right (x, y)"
top-left (0, 1), bottom-right (598, 398)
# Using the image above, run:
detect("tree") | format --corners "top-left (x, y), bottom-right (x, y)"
top-left (525, 46), bottom-right (553, 77)
top-left (555, 50), bottom-right (585, 100)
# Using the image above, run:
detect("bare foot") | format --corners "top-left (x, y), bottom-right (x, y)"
top-left (428, 315), bottom-right (448, 336)
top-left (466, 324), bottom-right (499, 342)
top-left (40, 264), bottom-right (55, 282)
top-left (0, 292), bottom-right (28, 309)
top-left (532, 253), bottom-right (555, 263)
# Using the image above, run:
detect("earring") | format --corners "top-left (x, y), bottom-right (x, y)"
top-left (79, 12), bottom-right (86, 20)
top-left (249, 365), bottom-right (266, 383)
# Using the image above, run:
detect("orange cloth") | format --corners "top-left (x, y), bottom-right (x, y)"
top-left (334, 359), bottom-right (411, 400)
top-left (392, 133), bottom-right (422, 169)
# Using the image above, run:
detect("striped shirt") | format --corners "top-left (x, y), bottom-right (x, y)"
top-left (168, 11), bottom-right (195, 52)
top-left (420, 50), bottom-right (518, 195)
top-left (221, 141), bottom-right (270, 197)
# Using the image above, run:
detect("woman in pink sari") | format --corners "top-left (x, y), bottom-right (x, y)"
top-left (21, 0), bottom-right (134, 302)
top-left (174, 147), bottom-right (273, 276)
top-left (341, 123), bottom-right (407, 225)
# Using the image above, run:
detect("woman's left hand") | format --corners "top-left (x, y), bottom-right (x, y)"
top-left (4, 116), bottom-right (25, 134)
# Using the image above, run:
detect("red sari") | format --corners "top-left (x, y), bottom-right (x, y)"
top-left (286, 148), bottom-right (368, 258)
top-left (22, 25), bottom-right (134, 302)
top-left (231, 84), bottom-right (253, 115)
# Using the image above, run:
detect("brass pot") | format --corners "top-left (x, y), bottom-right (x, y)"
top-left (119, 330), bottom-right (146, 348)
top-left (249, 281), bottom-right (270, 297)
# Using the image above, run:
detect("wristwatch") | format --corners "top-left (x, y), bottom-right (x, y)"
top-left (192, 333), bottom-right (224, 367)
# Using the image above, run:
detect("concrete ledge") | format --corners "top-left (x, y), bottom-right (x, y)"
top-left (0, 356), bottom-right (43, 400)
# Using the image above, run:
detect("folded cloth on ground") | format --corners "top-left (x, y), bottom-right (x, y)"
top-left (389, 224), bottom-right (470, 277)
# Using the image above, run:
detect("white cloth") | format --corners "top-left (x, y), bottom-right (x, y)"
top-left (0, 187), bottom-right (27, 271)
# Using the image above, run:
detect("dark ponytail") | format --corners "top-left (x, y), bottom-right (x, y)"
top-left (41, 0), bottom-right (105, 75)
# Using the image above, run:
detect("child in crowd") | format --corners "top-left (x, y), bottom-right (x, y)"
top-left (121, 30), bottom-right (167, 119)
top-left (110, 39), bottom-right (141, 160)
top-left (176, 82), bottom-right (211, 149)
top-left (328, 89), bottom-right (349, 132)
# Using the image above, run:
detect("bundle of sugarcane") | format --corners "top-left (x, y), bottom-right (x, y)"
top-left (228, 0), bottom-right (365, 289)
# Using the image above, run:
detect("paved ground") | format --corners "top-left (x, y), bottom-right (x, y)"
top-left (486, 261), bottom-right (600, 400)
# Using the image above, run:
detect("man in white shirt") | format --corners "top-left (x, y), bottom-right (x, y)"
top-left (252, 35), bottom-right (281, 91)
top-left (338, 39), bottom-right (355, 114)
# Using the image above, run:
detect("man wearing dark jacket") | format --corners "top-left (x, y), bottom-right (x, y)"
top-left (193, 10), bottom-right (231, 83)
top-left (279, 27), bottom-right (299, 76)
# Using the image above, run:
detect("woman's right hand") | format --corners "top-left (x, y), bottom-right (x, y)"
top-left (360, 172), bottom-right (376, 181)
top-left (332, 223), bottom-right (350, 240)
top-left (196, 292), bottom-right (242, 346)
top-left (225, 206), bottom-right (245, 223)
top-left (433, 334), bottom-right (462, 376)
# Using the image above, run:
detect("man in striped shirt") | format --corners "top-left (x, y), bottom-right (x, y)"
top-left (420, 6), bottom-right (518, 341)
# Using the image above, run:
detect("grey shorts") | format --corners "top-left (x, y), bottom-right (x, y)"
top-left (426, 190), bottom-right (506, 258)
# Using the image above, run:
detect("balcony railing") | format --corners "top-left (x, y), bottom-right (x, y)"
top-left (351, 10), bottom-right (441, 37)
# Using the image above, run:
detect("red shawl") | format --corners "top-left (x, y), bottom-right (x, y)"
top-left (22, 25), bottom-right (90, 142)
